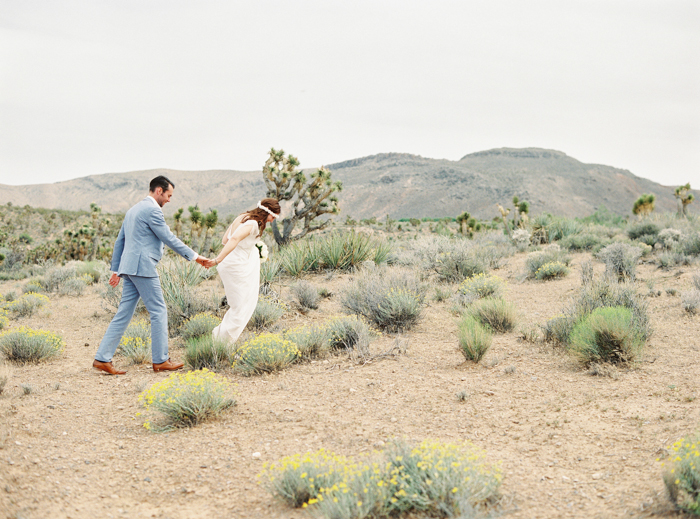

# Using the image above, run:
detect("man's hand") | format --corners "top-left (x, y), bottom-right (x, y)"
top-left (196, 257), bottom-right (213, 269)
top-left (109, 273), bottom-right (121, 287)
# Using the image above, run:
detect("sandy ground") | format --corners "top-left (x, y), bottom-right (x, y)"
top-left (0, 252), bottom-right (698, 519)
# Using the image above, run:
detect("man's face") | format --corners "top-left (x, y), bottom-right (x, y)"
top-left (153, 185), bottom-right (174, 207)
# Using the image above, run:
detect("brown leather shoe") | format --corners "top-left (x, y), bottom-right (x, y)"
top-left (93, 360), bottom-right (127, 375)
top-left (153, 359), bottom-right (184, 372)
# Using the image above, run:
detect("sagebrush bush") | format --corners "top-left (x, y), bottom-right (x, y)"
top-left (4, 292), bottom-right (49, 317)
top-left (0, 308), bottom-right (8, 331)
top-left (58, 274), bottom-right (92, 296)
top-left (535, 261), bottom-right (569, 281)
top-left (525, 249), bottom-right (571, 279)
top-left (76, 260), bottom-right (109, 284)
top-left (43, 264), bottom-right (78, 293)
top-left (465, 298), bottom-right (517, 333)
top-left (678, 232), bottom-right (700, 256)
top-left (184, 335), bottom-right (233, 370)
top-left (597, 243), bottom-right (642, 281)
top-left (662, 434), bottom-right (700, 515)
top-left (22, 279), bottom-right (46, 294)
top-left (324, 315), bottom-right (376, 352)
top-left (682, 289), bottom-right (700, 315)
top-left (658, 252), bottom-right (694, 269)
top-left (627, 222), bottom-right (660, 241)
top-left (284, 324), bottom-right (330, 359)
top-left (559, 233), bottom-right (608, 252)
top-left (340, 267), bottom-right (426, 332)
top-left (180, 313), bottom-right (221, 341)
top-left (0, 326), bottom-right (65, 363)
top-left (657, 228), bottom-right (683, 249)
top-left (457, 315), bottom-right (492, 362)
top-left (291, 281), bottom-right (320, 311)
top-left (117, 319), bottom-right (151, 364)
top-left (138, 368), bottom-right (235, 430)
top-left (233, 333), bottom-right (300, 375)
top-left (458, 273), bottom-right (505, 300)
top-left (248, 296), bottom-right (286, 330)
top-left (259, 439), bottom-right (502, 518)
top-left (568, 306), bottom-right (644, 366)
top-left (0, 363), bottom-right (10, 395)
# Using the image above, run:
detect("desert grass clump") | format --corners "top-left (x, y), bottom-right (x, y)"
top-left (4, 292), bottom-right (49, 318)
top-left (117, 319), bottom-right (151, 364)
top-left (662, 434), bottom-right (700, 515)
top-left (568, 306), bottom-right (644, 366)
top-left (457, 315), bottom-right (492, 362)
top-left (284, 324), bottom-right (330, 359)
top-left (0, 363), bottom-right (10, 395)
top-left (458, 273), bottom-right (505, 300)
top-left (0, 308), bottom-right (8, 331)
top-left (465, 298), bottom-right (517, 333)
top-left (180, 313), bottom-right (221, 341)
top-left (324, 315), bottom-right (376, 353)
top-left (43, 264), bottom-right (78, 293)
top-left (525, 249), bottom-right (571, 279)
top-left (233, 332), bottom-right (300, 375)
top-left (0, 326), bottom-right (65, 363)
top-left (58, 274), bottom-right (93, 296)
top-left (138, 368), bottom-right (235, 430)
top-left (535, 261), bottom-right (570, 281)
top-left (290, 280), bottom-right (320, 311)
top-left (340, 268), bottom-right (426, 332)
top-left (183, 335), bottom-right (233, 371)
top-left (597, 242), bottom-right (642, 281)
top-left (682, 290), bottom-right (700, 315)
top-left (248, 296), bottom-right (287, 330)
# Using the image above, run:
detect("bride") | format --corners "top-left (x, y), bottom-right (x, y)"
top-left (211, 198), bottom-right (280, 344)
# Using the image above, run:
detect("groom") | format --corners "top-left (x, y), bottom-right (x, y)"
top-left (93, 175), bottom-right (211, 375)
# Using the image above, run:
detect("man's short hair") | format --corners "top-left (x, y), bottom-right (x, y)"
top-left (149, 175), bottom-right (174, 193)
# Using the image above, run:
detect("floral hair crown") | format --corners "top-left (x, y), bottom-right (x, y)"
top-left (257, 201), bottom-right (279, 218)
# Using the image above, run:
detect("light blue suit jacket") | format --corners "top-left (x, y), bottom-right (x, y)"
top-left (110, 198), bottom-right (196, 278)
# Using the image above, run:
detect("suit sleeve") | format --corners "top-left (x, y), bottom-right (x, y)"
top-left (148, 208), bottom-right (197, 261)
top-left (110, 224), bottom-right (126, 272)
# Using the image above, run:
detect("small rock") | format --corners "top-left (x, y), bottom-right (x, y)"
top-left (373, 440), bottom-right (385, 448)
top-left (144, 477), bottom-right (151, 482)
top-left (252, 452), bottom-right (261, 459)
top-left (349, 388), bottom-right (357, 393)
top-left (592, 473), bottom-right (603, 480)
top-left (390, 417), bottom-right (397, 423)
top-left (110, 494), bottom-right (119, 499)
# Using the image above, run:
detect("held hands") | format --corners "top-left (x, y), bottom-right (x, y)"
top-left (196, 257), bottom-right (217, 269)
top-left (108, 273), bottom-right (121, 287)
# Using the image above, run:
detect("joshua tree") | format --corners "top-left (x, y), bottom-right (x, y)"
top-left (201, 209), bottom-right (219, 254)
top-left (262, 148), bottom-right (342, 245)
top-left (512, 196), bottom-right (530, 228)
top-left (674, 183), bottom-right (695, 218)
top-left (456, 211), bottom-right (481, 236)
top-left (188, 205), bottom-right (202, 251)
top-left (632, 194), bottom-right (655, 218)
top-left (497, 204), bottom-right (512, 238)
top-left (173, 208), bottom-right (184, 239)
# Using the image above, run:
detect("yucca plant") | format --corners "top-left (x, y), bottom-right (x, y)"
top-left (318, 232), bottom-right (374, 270)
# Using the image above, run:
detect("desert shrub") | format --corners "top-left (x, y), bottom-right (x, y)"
top-left (627, 222), bottom-right (660, 241)
top-left (183, 335), bottom-right (233, 371)
top-left (3, 292), bottom-right (16, 302)
top-left (180, 313), bottom-right (221, 341)
top-left (248, 296), bottom-right (286, 330)
top-left (535, 261), bottom-right (570, 281)
top-left (58, 273), bottom-right (92, 296)
top-left (138, 368), bottom-right (235, 430)
top-left (324, 315), bottom-right (375, 351)
top-left (232, 332), bottom-right (300, 375)
top-left (657, 228), bottom-right (683, 249)
top-left (22, 279), bottom-right (46, 294)
top-left (525, 248), bottom-right (571, 279)
top-left (433, 286), bottom-right (452, 303)
top-left (159, 260), bottom-right (219, 333)
top-left (682, 290), bottom-right (700, 315)
top-left (317, 231), bottom-right (375, 270)
top-left (43, 264), bottom-right (78, 293)
top-left (259, 439), bottom-right (502, 517)
top-left (597, 242), bottom-right (642, 281)
top-left (76, 261), bottom-right (109, 284)
top-left (291, 280), bottom-right (320, 311)
top-left (457, 315), bottom-right (492, 362)
top-left (279, 241), bottom-right (321, 277)
top-left (678, 232), bottom-right (700, 257)
top-left (4, 292), bottom-right (49, 317)
top-left (117, 318), bottom-right (151, 364)
top-left (340, 268), bottom-right (426, 332)
top-left (284, 324), bottom-right (330, 359)
top-left (465, 298), bottom-right (517, 333)
top-left (512, 229), bottom-right (531, 252)
top-left (693, 274), bottom-right (700, 291)
top-left (568, 306), bottom-right (644, 366)
top-left (663, 434), bottom-right (700, 515)
top-left (457, 273), bottom-right (505, 300)
top-left (0, 326), bottom-right (65, 363)
top-left (373, 240), bottom-right (394, 265)
top-left (658, 252), bottom-right (694, 269)
top-left (0, 364), bottom-right (9, 395)
top-left (544, 276), bottom-right (651, 345)
top-left (0, 309), bottom-right (7, 331)
top-left (559, 233), bottom-right (607, 252)
top-left (260, 256), bottom-right (283, 284)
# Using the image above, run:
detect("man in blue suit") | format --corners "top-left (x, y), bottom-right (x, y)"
top-left (93, 175), bottom-right (212, 375)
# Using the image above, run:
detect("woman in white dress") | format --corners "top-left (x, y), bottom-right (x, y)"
top-left (211, 198), bottom-right (280, 344)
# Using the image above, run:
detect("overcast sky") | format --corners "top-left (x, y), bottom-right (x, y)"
top-left (1, 0), bottom-right (698, 187)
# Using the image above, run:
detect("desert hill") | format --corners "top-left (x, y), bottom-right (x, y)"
top-left (0, 148), bottom-right (680, 219)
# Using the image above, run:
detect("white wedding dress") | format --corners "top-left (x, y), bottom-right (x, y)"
top-left (212, 220), bottom-right (260, 344)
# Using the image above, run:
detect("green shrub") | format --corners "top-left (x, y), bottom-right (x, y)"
top-left (678, 233), bottom-right (700, 257)
top-left (138, 368), bottom-right (235, 430)
top-left (568, 306), bottom-right (644, 366)
top-left (466, 298), bottom-right (517, 333)
top-left (183, 335), bottom-right (233, 370)
top-left (525, 249), bottom-right (571, 279)
top-left (534, 261), bottom-right (569, 280)
top-left (248, 296), bottom-right (286, 330)
top-left (117, 318), bottom-right (151, 364)
top-left (22, 279), bottom-right (46, 294)
top-left (663, 434), bottom-right (700, 515)
top-left (43, 264), bottom-right (78, 293)
top-left (658, 252), bottom-right (694, 269)
top-left (290, 281), bottom-right (320, 311)
top-left (180, 313), bottom-right (221, 341)
top-left (4, 292), bottom-right (49, 317)
top-left (559, 233), bottom-right (608, 252)
top-left (457, 273), bottom-right (505, 300)
top-left (340, 268), bottom-right (426, 332)
top-left (232, 332), bottom-right (300, 375)
top-left (457, 315), bottom-right (492, 362)
top-left (318, 232), bottom-right (374, 270)
top-left (260, 256), bottom-right (283, 284)
top-left (324, 315), bottom-right (375, 351)
top-left (373, 240), bottom-right (394, 265)
top-left (58, 273), bottom-right (92, 296)
top-left (284, 324), bottom-right (330, 359)
top-left (76, 261), bottom-right (109, 284)
top-left (0, 326), bottom-right (65, 363)
top-left (597, 242), bottom-right (642, 281)
top-left (279, 241), bottom-right (321, 277)
top-left (158, 260), bottom-right (219, 333)
top-left (627, 222), bottom-right (660, 241)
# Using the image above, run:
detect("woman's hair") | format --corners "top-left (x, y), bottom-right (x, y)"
top-left (241, 198), bottom-right (280, 236)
